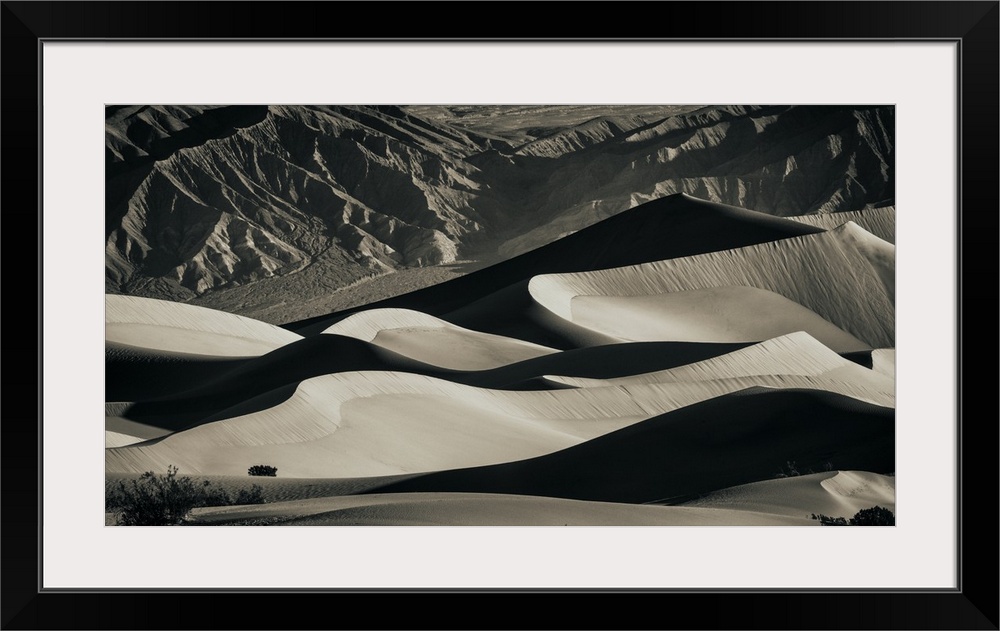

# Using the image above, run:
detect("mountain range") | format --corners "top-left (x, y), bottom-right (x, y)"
top-left (105, 104), bottom-right (894, 323)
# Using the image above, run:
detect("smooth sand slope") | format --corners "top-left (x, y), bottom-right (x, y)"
top-left (528, 222), bottom-right (894, 351)
top-left (364, 389), bottom-right (895, 504)
top-left (871, 349), bottom-right (896, 379)
top-left (681, 470), bottom-right (895, 520)
top-left (106, 356), bottom-right (895, 478)
top-left (113, 334), bottom-right (461, 431)
top-left (105, 192), bottom-right (895, 525)
top-left (829, 221), bottom-right (895, 299)
top-left (287, 193), bottom-right (824, 334)
top-left (566, 287), bottom-right (866, 350)
top-left (113, 337), bottom-right (756, 429)
top-left (107, 294), bottom-right (301, 357)
top-left (788, 205), bottom-right (895, 243)
top-left (322, 308), bottom-right (558, 370)
top-left (107, 371), bottom-right (587, 477)
top-left (107, 342), bottom-right (249, 401)
top-left (546, 332), bottom-right (894, 407)
top-left (187, 493), bottom-right (814, 526)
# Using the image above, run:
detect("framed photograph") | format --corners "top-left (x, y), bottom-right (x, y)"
top-left (6, 2), bottom-right (997, 629)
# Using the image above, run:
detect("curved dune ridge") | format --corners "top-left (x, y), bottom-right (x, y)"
top-left (113, 338), bottom-right (759, 432)
top-left (105, 431), bottom-right (147, 448)
top-left (562, 287), bottom-right (867, 351)
top-left (322, 308), bottom-right (558, 370)
top-left (787, 205), bottom-right (895, 243)
top-left (105, 412), bottom-right (171, 446)
top-left (545, 332), bottom-right (894, 407)
top-left (871, 349), bottom-right (896, 379)
top-left (364, 388), bottom-right (895, 504)
top-left (830, 221), bottom-right (895, 299)
top-left (107, 372), bottom-right (586, 477)
top-left (106, 354), bottom-right (894, 478)
top-left (106, 294), bottom-right (301, 357)
top-left (105, 192), bottom-right (895, 525)
top-left (681, 471), bottom-right (895, 520)
top-left (528, 222), bottom-right (894, 351)
top-left (286, 193), bottom-right (824, 334)
top-left (187, 493), bottom-right (814, 526)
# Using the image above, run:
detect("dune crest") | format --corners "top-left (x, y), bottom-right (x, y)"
top-left (787, 205), bottom-right (895, 243)
top-left (545, 332), bottom-right (894, 407)
top-left (364, 389), bottom-right (895, 504)
top-left (106, 294), bottom-right (301, 357)
top-left (682, 470), bottom-right (895, 519)
top-left (107, 356), bottom-right (894, 477)
top-left (871, 349), bottom-right (896, 378)
top-left (323, 308), bottom-right (557, 370)
top-left (188, 492), bottom-right (815, 526)
top-left (528, 223), bottom-right (894, 350)
top-left (105, 183), bottom-right (896, 526)
top-left (568, 287), bottom-right (867, 350)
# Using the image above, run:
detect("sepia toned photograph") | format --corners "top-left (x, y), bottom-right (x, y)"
top-left (12, 5), bottom-right (989, 625)
top-left (104, 104), bottom-right (896, 527)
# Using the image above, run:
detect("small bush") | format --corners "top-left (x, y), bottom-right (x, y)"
top-left (108, 465), bottom-right (210, 526)
top-left (775, 460), bottom-right (801, 478)
top-left (811, 506), bottom-right (895, 526)
top-left (849, 506), bottom-right (895, 526)
top-left (235, 485), bottom-right (266, 505)
top-left (248, 464), bottom-right (277, 477)
top-left (108, 466), bottom-right (267, 526)
top-left (811, 513), bottom-right (849, 526)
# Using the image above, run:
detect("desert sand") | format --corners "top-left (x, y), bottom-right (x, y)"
top-left (106, 194), bottom-right (895, 526)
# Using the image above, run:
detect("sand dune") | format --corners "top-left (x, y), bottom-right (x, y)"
top-left (106, 294), bottom-right (301, 357)
top-left (871, 349), bottom-right (896, 379)
top-left (830, 221), bottom-right (895, 299)
top-left (567, 287), bottom-right (866, 350)
top-left (114, 337), bottom-right (758, 429)
top-left (105, 411), bottom-right (171, 444)
top-left (106, 371), bottom-right (590, 477)
top-left (107, 369), bottom-right (894, 480)
top-left (106, 342), bottom-right (249, 401)
top-left (288, 193), bottom-right (823, 334)
top-left (546, 332), bottom-right (894, 407)
top-left (681, 470), bottom-right (895, 520)
top-left (458, 340), bottom-right (754, 388)
top-left (105, 431), bottom-right (147, 448)
top-left (113, 334), bottom-right (451, 429)
top-left (542, 374), bottom-right (892, 409)
top-left (322, 308), bottom-right (558, 370)
top-left (788, 205), bottom-right (895, 243)
top-left (187, 492), bottom-right (814, 526)
top-left (184, 472), bottom-right (893, 525)
top-left (364, 389), bottom-right (895, 504)
top-left (105, 191), bottom-right (895, 526)
top-left (528, 222), bottom-right (894, 351)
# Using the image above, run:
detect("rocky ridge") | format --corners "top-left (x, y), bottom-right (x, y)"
top-left (106, 104), bottom-right (894, 318)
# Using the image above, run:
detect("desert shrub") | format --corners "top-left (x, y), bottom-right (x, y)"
top-left (811, 506), bottom-right (895, 526)
top-left (235, 485), bottom-right (266, 505)
top-left (248, 464), bottom-right (277, 477)
top-left (810, 513), bottom-right (849, 526)
top-left (849, 506), bottom-right (895, 526)
top-left (775, 460), bottom-right (801, 478)
top-left (108, 465), bottom-right (211, 526)
top-left (108, 466), bottom-right (267, 525)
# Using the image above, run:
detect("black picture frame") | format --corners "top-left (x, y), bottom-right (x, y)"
top-left (4, 2), bottom-right (997, 629)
